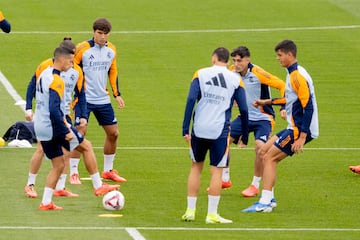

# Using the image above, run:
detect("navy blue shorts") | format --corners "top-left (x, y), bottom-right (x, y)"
top-left (75, 103), bottom-right (117, 126)
top-left (41, 126), bottom-right (84, 159)
top-left (274, 129), bottom-right (313, 156)
top-left (189, 134), bottom-right (230, 167)
top-left (230, 117), bottom-right (272, 144)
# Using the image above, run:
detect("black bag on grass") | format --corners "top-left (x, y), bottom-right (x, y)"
top-left (2, 121), bottom-right (37, 143)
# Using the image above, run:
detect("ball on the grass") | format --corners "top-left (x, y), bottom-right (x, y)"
top-left (102, 190), bottom-right (125, 211)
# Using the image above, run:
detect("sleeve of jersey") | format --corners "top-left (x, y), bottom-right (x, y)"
top-left (291, 73), bottom-right (314, 133)
top-left (234, 86), bottom-right (249, 145)
top-left (108, 44), bottom-right (121, 97)
top-left (252, 66), bottom-right (286, 97)
top-left (73, 65), bottom-right (87, 118)
top-left (182, 77), bottom-right (200, 136)
top-left (74, 42), bottom-right (89, 66)
top-left (49, 79), bottom-right (69, 135)
top-left (25, 75), bottom-right (36, 110)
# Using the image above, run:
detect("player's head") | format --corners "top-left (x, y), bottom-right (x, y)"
top-left (231, 46), bottom-right (251, 73)
top-left (93, 18), bottom-right (112, 33)
top-left (212, 47), bottom-right (229, 64)
top-left (53, 46), bottom-right (74, 72)
top-left (274, 40), bottom-right (297, 68)
top-left (275, 40), bottom-right (297, 57)
top-left (93, 18), bottom-right (111, 46)
top-left (59, 37), bottom-right (76, 53)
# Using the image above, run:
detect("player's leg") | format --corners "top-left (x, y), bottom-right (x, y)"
top-left (205, 136), bottom-right (232, 224)
top-left (39, 140), bottom-right (66, 210)
top-left (242, 120), bottom-right (271, 197)
top-left (74, 136), bottom-right (120, 196)
top-left (54, 150), bottom-right (79, 197)
top-left (221, 116), bottom-right (243, 188)
top-left (25, 143), bottom-right (44, 198)
top-left (69, 107), bottom-right (90, 184)
top-left (93, 103), bottom-right (126, 182)
top-left (242, 131), bottom-right (290, 213)
top-left (182, 135), bottom-right (207, 222)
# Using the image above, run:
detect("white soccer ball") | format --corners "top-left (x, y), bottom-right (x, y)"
top-left (102, 190), bottom-right (125, 211)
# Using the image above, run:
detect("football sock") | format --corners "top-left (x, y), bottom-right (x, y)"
top-left (222, 168), bottom-right (230, 182)
top-left (41, 187), bottom-right (54, 205)
top-left (27, 173), bottom-right (38, 186)
top-left (55, 174), bottom-right (67, 190)
top-left (259, 190), bottom-right (272, 205)
top-left (69, 158), bottom-right (80, 175)
top-left (103, 154), bottom-right (115, 172)
top-left (90, 172), bottom-right (102, 189)
top-left (208, 195), bottom-right (220, 215)
top-left (187, 196), bottom-right (197, 210)
top-left (251, 176), bottom-right (261, 189)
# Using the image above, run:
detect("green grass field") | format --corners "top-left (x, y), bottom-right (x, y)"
top-left (0, 0), bottom-right (360, 239)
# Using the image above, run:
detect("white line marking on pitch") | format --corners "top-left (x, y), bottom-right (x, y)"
top-left (9, 25), bottom-right (360, 35)
top-left (125, 228), bottom-right (147, 240)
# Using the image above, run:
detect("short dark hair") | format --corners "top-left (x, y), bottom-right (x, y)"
top-left (53, 46), bottom-right (74, 59)
top-left (213, 47), bottom-right (229, 63)
top-left (231, 46), bottom-right (250, 58)
top-left (275, 39), bottom-right (297, 57)
top-left (59, 37), bottom-right (75, 54)
top-left (93, 18), bottom-right (112, 33)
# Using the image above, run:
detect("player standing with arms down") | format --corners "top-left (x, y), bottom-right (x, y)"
top-left (242, 39), bottom-right (319, 212)
top-left (71, 18), bottom-right (126, 184)
top-left (181, 47), bottom-right (249, 223)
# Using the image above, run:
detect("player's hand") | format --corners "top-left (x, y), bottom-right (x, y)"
top-left (291, 134), bottom-right (306, 154)
top-left (79, 118), bottom-right (87, 127)
top-left (25, 109), bottom-right (33, 121)
top-left (280, 109), bottom-right (286, 120)
top-left (65, 131), bottom-right (74, 141)
top-left (116, 96), bottom-right (125, 109)
top-left (183, 134), bottom-right (191, 142)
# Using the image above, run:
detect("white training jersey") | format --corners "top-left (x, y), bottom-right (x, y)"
top-left (193, 65), bottom-right (241, 139)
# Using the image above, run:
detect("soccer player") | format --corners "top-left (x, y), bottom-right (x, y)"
top-left (221, 46), bottom-right (286, 198)
top-left (242, 39), bottom-right (319, 212)
top-left (72, 18), bottom-right (126, 183)
top-left (24, 38), bottom-right (87, 198)
top-left (34, 46), bottom-right (120, 210)
top-left (181, 47), bottom-right (249, 223)
top-left (0, 11), bottom-right (11, 33)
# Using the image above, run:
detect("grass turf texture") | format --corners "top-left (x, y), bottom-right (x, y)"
top-left (0, 0), bottom-right (360, 239)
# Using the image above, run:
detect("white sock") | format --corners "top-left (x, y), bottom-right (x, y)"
top-left (90, 172), bottom-right (102, 189)
top-left (251, 176), bottom-right (261, 189)
top-left (103, 154), bottom-right (115, 172)
top-left (222, 168), bottom-right (230, 182)
top-left (207, 195), bottom-right (220, 215)
top-left (259, 190), bottom-right (272, 205)
top-left (41, 187), bottom-right (54, 205)
top-left (271, 187), bottom-right (275, 199)
top-left (55, 174), bottom-right (67, 190)
top-left (69, 158), bottom-right (80, 175)
top-left (27, 173), bottom-right (38, 186)
top-left (187, 196), bottom-right (197, 210)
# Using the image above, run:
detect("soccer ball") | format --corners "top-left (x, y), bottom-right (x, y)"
top-left (102, 190), bottom-right (125, 211)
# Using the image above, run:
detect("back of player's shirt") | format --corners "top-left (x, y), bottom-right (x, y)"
top-left (193, 65), bottom-right (240, 139)
top-left (34, 67), bottom-right (66, 141)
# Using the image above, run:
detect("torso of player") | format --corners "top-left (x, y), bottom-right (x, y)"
top-left (285, 64), bottom-right (319, 138)
top-left (193, 65), bottom-right (240, 139)
top-left (60, 67), bottom-right (80, 115)
top-left (239, 69), bottom-right (272, 122)
top-left (80, 43), bottom-right (116, 104)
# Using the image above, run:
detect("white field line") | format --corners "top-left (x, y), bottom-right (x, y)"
top-left (0, 226), bottom-right (360, 232)
top-left (9, 25), bottom-right (360, 35)
top-left (125, 228), bottom-right (147, 240)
